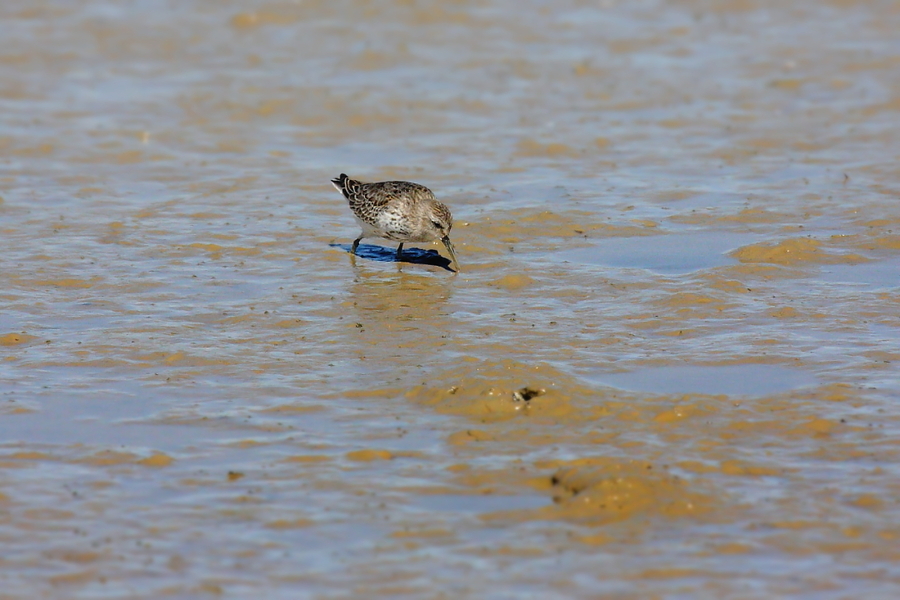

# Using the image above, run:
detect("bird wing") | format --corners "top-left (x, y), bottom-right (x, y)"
top-left (348, 181), bottom-right (427, 212)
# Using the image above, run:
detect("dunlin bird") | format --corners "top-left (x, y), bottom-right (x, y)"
top-left (331, 173), bottom-right (460, 272)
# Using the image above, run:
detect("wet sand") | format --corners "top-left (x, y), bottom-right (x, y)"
top-left (2, 0), bottom-right (900, 597)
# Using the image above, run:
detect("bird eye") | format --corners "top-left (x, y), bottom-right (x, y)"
top-left (431, 220), bottom-right (443, 229)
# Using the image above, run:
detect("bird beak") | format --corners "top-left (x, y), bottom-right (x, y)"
top-left (441, 236), bottom-right (460, 273)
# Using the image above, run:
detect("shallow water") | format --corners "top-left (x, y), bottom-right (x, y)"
top-left (594, 364), bottom-right (816, 396)
top-left (555, 231), bottom-right (763, 273)
top-left (2, 0), bottom-right (900, 598)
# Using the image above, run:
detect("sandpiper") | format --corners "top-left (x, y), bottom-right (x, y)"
top-left (331, 173), bottom-right (460, 272)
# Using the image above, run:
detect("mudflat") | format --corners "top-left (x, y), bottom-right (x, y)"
top-left (1, 0), bottom-right (899, 597)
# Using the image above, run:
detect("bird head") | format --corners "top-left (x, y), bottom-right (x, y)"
top-left (425, 201), bottom-right (453, 241)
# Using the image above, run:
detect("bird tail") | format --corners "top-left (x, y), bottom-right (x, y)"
top-left (330, 173), bottom-right (354, 199)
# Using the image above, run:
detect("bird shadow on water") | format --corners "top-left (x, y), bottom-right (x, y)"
top-left (329, 243), bottom-right (455, 272)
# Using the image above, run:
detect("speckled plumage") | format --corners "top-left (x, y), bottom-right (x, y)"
top-left (331, 173), bottom-right (459, 272)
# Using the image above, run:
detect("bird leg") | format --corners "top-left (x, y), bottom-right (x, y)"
top-left (351, 237), bottom-right (362, 255)
top-left (396, 243), bottom-right (404, 260)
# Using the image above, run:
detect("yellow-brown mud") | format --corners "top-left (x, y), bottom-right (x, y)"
top-left (1, 0), bottom-right (900, 597)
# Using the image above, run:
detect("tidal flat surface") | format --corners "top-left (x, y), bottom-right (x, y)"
top-left (2, 0), bottom-right (900, 598)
